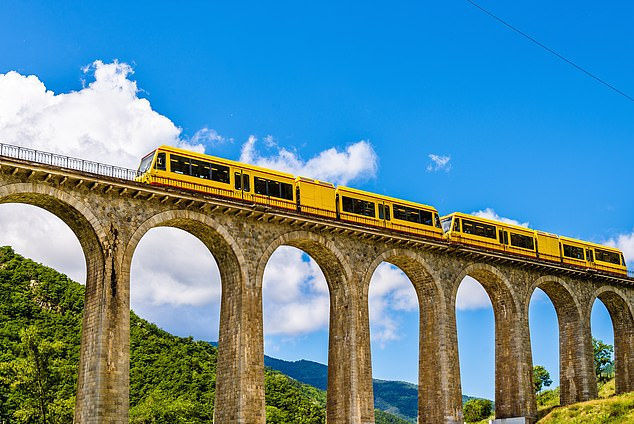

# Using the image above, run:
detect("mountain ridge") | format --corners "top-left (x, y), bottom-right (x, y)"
top-left (262, 349), bottom-right (483, 422)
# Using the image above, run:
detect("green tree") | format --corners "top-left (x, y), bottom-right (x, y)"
top-left (593, 337), bottom-right (614, 383)
top-left (0, 325), bottom-right (73, 423)
top-left (533, 365), bottom-right (553, 393)
top-left (463, 398), bottom-right (493, 422)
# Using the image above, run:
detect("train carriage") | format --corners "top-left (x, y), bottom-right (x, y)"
top-left (136, 145), bottom-right (297, 210)
top-left (559, 236), bottom-right (627, 276)
top-left (441, 212), bottom-right (539, 259)
top-left (335, 186), bottom-right (444, 239)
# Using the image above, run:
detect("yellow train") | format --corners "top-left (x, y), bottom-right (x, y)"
top-left (441, 212), bottom-right (627, 276)
top-left (136, 145), bottom-right (628, 276)
top-left (136, 145), bottom-right (444, 239)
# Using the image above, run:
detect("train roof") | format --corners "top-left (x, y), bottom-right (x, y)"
top-left (440, 211), bottom-right (534, 233)
top-left (156, 145), bottom-right (297, 179)
top-left (295, 176), bottom-right (335, 188)
top-left (336, 185), bottom-right (438, 211)
top-left (558, 235), bottom-right (623, 253)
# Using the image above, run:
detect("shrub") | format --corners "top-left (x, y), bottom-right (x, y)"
top-left (463, 398), bottom-right (493, 422)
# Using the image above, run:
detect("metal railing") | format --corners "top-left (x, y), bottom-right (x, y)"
top-left (0, 143), bottom-right (140, 181)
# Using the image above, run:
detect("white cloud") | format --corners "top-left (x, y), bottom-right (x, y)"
top-left (606, 230), bottom-right (634, 266)
top-left (0, 60), bottom-right (381, 343)
top-left (262, 247), bottom-right (330, 335)
top-left (426, 153), bottom-right (451, 172)
top-left (0, 60), bottom-right (204, 169)
top-left (0, 204), bottom-right (85, 283)
top-left (240, 135), bottom-right (378, 185)
top-left (190, 127), bottom-right (230, 146)
top-left (472, 207), bottom-right (529, 227)
top-left (368, 263), bottom-right (417, 345)
top-left (130, 227), bottom-right (221, 307)
top-left (455, 276), bottom-right (492, 310)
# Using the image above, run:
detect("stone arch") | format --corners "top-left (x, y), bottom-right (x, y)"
top-left (451, 263), bottom-right (519, 315)
top-left (589, 286), bottom-right (634, 394)
top-left (257, 231), bottom-right (355, 423)
top-left (0, 182), bottom-right (107, 271)
top-left (524, 275), bottom-right (582, 318)
top-left (123, 209), bottom-right (259, 423)
top-left (364, 248), bottom-right (462, 422)
top-left (122, 209), bottom-right (247, 283)
top-left (0, 182), bottom-right (118, 422)
top-left (256, 230), bottom-right (352, 293)
top-left (451, 263), bottom-right (533, 420)
top-left (362, 248), bottom-right (443, 300)
top-left (525, 276), bottom-right (592, 404)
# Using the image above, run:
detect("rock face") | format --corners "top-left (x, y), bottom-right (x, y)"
top-left (0, 154), bottom-right (632, 424)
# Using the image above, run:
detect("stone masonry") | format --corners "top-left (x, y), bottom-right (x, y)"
top-left (0, 155), bottom-right (632, 424)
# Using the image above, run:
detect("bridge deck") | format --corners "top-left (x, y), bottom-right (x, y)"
top-left (1, 142), bottom-right (632, 286)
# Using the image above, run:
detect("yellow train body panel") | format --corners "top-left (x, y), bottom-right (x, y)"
top-left (335, 186), bottom-right (443, 239)
top-left (535, 231), bottom-right (560, 262)
top-left (296, 177), bottom-right (337, 218)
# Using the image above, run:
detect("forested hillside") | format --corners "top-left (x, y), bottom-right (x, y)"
top-left (0, 246), bottom-right (403, 423)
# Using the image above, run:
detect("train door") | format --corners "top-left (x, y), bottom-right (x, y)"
top-left (498, 228), bottom-right (509, 252)
top-left (586, 247), bottom-right (595, 270)
top-left (378, 201), bottom-right (390, 229)
top-left (234, 169), bottom-right (251, 200)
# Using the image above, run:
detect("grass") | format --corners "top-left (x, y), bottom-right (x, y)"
top-left (599, 378), bottom-right (616, 398)
top-left (538, 380), bottom-right (633, 424)
top-left (468, 380), bottom-right (632, 423)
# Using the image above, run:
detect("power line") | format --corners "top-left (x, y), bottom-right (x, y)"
top-left (464, 0), bottom-right (634, 103)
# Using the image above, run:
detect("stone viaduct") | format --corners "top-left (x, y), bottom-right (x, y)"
top-left (0, 145), bottom-right (632, 424)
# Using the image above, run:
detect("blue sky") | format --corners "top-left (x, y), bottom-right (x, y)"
top-left (1, 0), bottom-right (632, 400)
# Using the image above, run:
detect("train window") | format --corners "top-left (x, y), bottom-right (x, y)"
top-left (170, 154), bottom-right (191, 175)
top-left (281, 182), bottom-right (293, 200)
top-left (243, 174), bottom-right (250, 192)
top-left (453, 218), bottom-right (461, 232)
top-left (461, 219), bottom-right (497, 239)
top-left (234, 172), bottom-right (242, 190)
top-left (254, 177), bottom-right (267, 195)
top-left (586, 249), bottom-right (594, 262)
top-left (191, 159), bottom-right (211, 180)
top-left (341, 196), bottom-right (376, 218)
top-left (441, 218), bottom-right (452, 232)
top-left (434, 213), bottom-right (442, 229)
top-left (269, 180), bottom-right (281, 198)
top-left (595, 249), bottom-right (621, 265)
top-left (155, 153), bottom-right (166, 171)
top-left (393, 204), bottom-right (433, 226)
top-left (378, 204), bottom-right (384, 220)
top-left (211, 163), bottom-right (230, 184)
top-left (385, 205), bottom-right (390, 220)
top-left (622, 254), bottom-right (627, 266)
top-left (138, 152), bottom-right (155, 173)
top-left (510, 233), bottom-right (535, 250)
top-left (253, 177), bottom-right (293, 200)
top-left (562, 244), bottom-right (585, 260)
